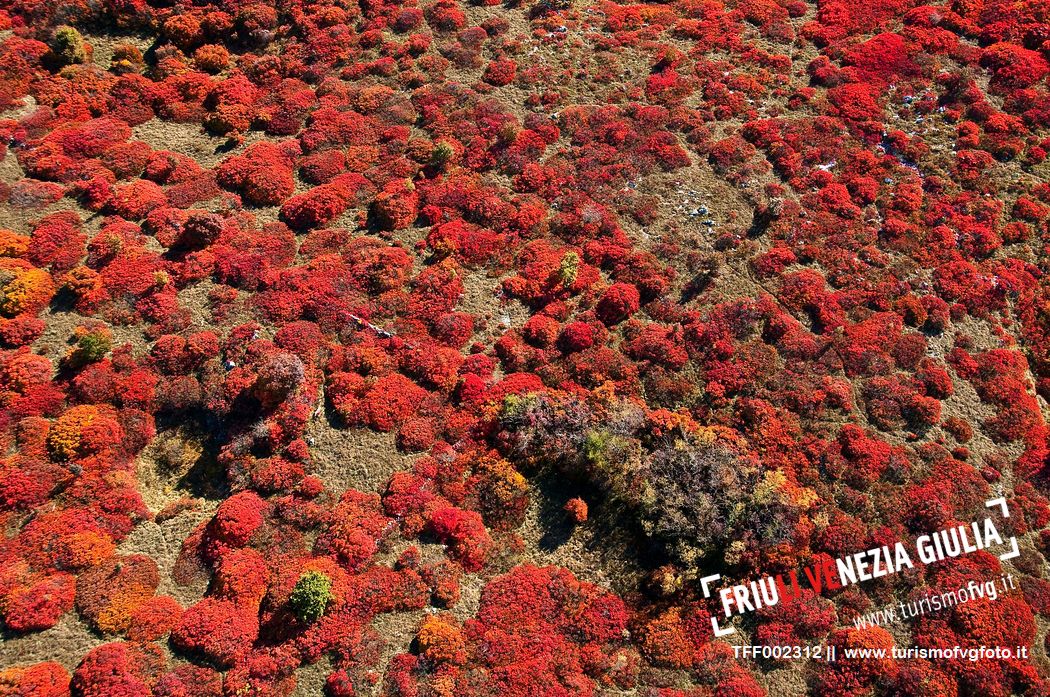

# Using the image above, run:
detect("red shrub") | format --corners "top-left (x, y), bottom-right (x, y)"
top-left (2, 572), bottom-right (75, 632)
top-left (152, 666), bottom-right (222, 697)
top-left (315, 489), bottom-right (391, 569)
top-left (172, 598), bottom-right (259, 668)
top-left (843, 33), bottom-right (920, 83)
top-left (126, 596), bottom-right (183, 641)
top-left (981, 43), bottom-right (1049, 89)
top-left (596, 283), bottom-right (641, 325)
top-left (373, 179), bottom-right (419, 231)
top-left (70, 643), bottom-right (160, 697)
top-left (75, 554), bottom-right (159, 634)
top-left (827, 83), bottom-right (884, 122)
top-left (360, 373), bottom-right (430, 432)
top-left (426, 219), bottom-right (501, 265)
top-left (815, 627), bottom-right (898, 695)
top-left (564, 497), bottom-right (588, 523)
top-left (425, 0), bottom-right (466, 31)
top-left (299, 108), bottom-right (378, 152)
top-left (298, 149), bottom-right (347, 185)
top-left (0, 662), bottom-right (70, 697)
top-left (29, 212), bottom-right (86, 271)
top-left (280, 179), bottom-right (353, 230)
top-left (426, 506), bottom-right (492, 571)
top-left (483, 60), bottom-right (517, 86)
top-left (210, 491), bottom-right (267, 547)
top-left (215, 141), bottom-right (299, 206)
top-left (213, 548), bottom-right (269, 607)
top-left (106, 179), bottom-right (167, 219)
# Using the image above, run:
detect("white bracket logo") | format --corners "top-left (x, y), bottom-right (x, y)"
top-left (700, 573), bottom-right (735, 637)
top-left (986, 497), bottom-right (1020, 561)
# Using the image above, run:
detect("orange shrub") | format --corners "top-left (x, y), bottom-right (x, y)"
top-left (47, 405), bottom-right (99, 461)
top-left (417, 613), bottom-right (466, 665)
top-left (0, 264), bottom-right (55, 317)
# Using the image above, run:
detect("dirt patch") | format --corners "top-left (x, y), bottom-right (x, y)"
top-left (117, 503), bottom-right (217, 607)
top-left (84, 32), bottom-right (153, 72)
top-left (0, 613), bottom-right (103, 672)
top-left (448, 571), bottom-right (485, 623)
top-left (757, 663), bottom-right (808, 696)
top-left (305, 417), bottom-right (416, 496)
top-left (0, 94), bottom-right (38, 122)
top-left (0, 147), bottom-right (24, 188)
top-left (370, 608), bottom-right (426, 683)
top-left (514, 472), bottom-right (648, 598)
top-left (637, 164), bottom-right (752, 238)
top-left (176, 277), bottom-right (255, 336)
top-left (291, 654), bottom-right (333, 696)
top-left (33, 308), bottom-right (149, 366)
top-left (131, 120), bottom-right (268, 170)
top-left (135, 426), bottom-right (220, 512)
top-left (458, 269), bottom-right (526, 350)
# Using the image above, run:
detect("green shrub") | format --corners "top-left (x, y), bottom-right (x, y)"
top-left (289, 571), bottom-right (332, 623)
top-left (430, 142), bottom-right (455, 167)
top-left (557, 252), bottom-right (579, 287)
top-left (76, 332), bottom-right (112, 362)
top-left (52, 27), bottom-right (88, 66)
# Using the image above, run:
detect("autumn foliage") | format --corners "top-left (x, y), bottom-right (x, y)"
top-left (0, 0), bottom-right (1049, 693)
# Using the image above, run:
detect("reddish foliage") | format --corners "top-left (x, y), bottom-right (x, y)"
top-left (3, 0), bottom-right (1050, 693)
top-left (0, 662), bottom-right (70, 697)
top-left (596, 283), bottom-right (641, 325)
top-left (426, 506), bottom-right (493, 572)
top-left (172, 598), bottom-right (259, 668)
